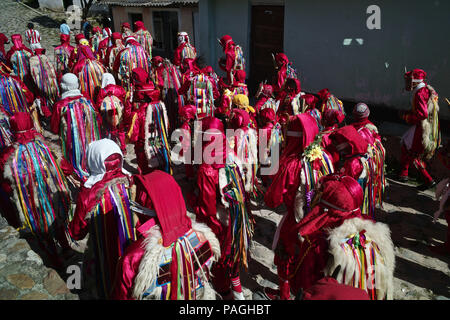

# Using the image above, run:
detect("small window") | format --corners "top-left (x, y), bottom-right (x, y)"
top-left (129, 13), bottom-right (143, 28)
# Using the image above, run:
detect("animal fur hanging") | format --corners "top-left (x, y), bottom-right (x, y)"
top-left (421, 85), bottom-right (440, 160)
top-left (324, 217), bottom-right (395, 300)
top-left (132, 220), bottom-right (221, 300)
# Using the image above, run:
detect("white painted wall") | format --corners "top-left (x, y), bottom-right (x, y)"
top-left (199, 0), bottom-right (450, 119)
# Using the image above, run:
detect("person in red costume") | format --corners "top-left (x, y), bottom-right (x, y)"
top-left (265, 174), bottom-right (364, 299)
top-left (51, 73), bottom-right (102, 181)
top-left (176, 104), bottom-right (197, 180)
top-left (190, 116), bottom-right (254, 300)
top-left (258, 108), bottom-right (282, 187)
top-left (398, 68), bottom-right (439, 191)
top-left (125, 67), bottom-right (171, 175)
top-left (133, 21), bottom-right (153, 58)
top-left (218, 34), bottom-right (245, 85)
top-left (321, 108), bottom-right (345, 133)
top-left (6, 34), bottom-right (33, 84)
top-left (173, 31), bottom-right (197, 67)
top-left (70, 37), bottom-right (97, 75)
top-left (95, 73), bottom-right (127, 152)
top-left (104, 32), bottom-right (124, 71)
top-left (67, 138), bottom-right (134, 299)
top-left (222, 69), bottom-right (249, 96)
top-left (255, 83), bottom-right (278, 113)
top-left (111, 170), bottom-right (220, 300)
top-left (121, 22), bottom-right (133, 38)
top-left (113, 36), bottom-right (151, 92)
top-left (277, 78), bottom-right (302, 129)
top-left (0, 112), bottom-right (71, 268)
top-left (54, 34), bottom-right (75, 81)
top-left (272, 53), bottom-right (297, 98)
top-left (263, 113), bottom-right (321, 299)
top-left (90, 26), bottom-right (103, 54)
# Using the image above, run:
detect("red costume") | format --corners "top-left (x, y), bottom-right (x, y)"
top-left (112, 170), bottom-right (220, 300)
top-left (6, 34), bottom-right (33, 84)
top-left (105, 32), bottom-right (124, 71)
top-left (272, 53), bottom-right (297, 98)
top-left (317, 88), bottom-right (345, 115)
top-left (177, 104), bottom-right (197, 179)
top-left (218, 35), bottom-right (245, 84)
top-left (121, 23), bottom-right (133, 38)
top-left (301, 277), bottom-right (370, 300)
top-left (399, 69), bottom-right (440, 187)
top-left (0, 33), bottom-right (10, 59)
top-left (0, 112), bottom-right (71, 267)
top-left (96, 73), bottom-right (127, 152)
top-left (264, 113), bottom-right (334, 299)
top-left (173, 31), bottom-right (197, 67)
top-left (51, 73), bottom-right (101, 180)
top-left (125, 68), bottom-right (171, 175)
top-left (267, 174), bottom-right (364, 299)
top-left (191, 116), bottom-right (254, 300)
top-left (54, 34), bottom-right (75, 81)
top-left (68, 139), bottom-right (134, 299)
top-left (133, 21), bottom-right (153, 59)
top-left (255, 83), bottom-right (278, 113)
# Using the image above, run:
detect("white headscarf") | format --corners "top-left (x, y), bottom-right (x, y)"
top-left (101, 73), bottom-right (116, 88)
top-left (60, 73), bottom-right (82, 99)
top-left (84, 138), bottom-right (131, 188)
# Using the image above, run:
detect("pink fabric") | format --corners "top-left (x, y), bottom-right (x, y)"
top-left (6, 34), bottom-right (32, 61)
top-left (9, 112), bottom-right (41, 144)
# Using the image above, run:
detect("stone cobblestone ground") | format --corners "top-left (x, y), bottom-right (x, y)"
top-left (0, 0), bottom-right (449, 300)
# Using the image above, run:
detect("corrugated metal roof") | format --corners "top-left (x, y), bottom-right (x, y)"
top-left (99, 0), bottom-right (198, 7)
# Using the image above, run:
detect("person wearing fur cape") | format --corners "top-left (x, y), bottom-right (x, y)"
top-left (133, 21), bottom-right (153, 59)
top-left (266, 174), bottom-right (394, 300)
top-left (398, 68), bottom-right (440, 191)
top-left (264, 113), bottom-right (334, 300)
top-left (29, 48), bottom-right (60, 115)
top-left (0, 112), bottom-right (72, 268)
top-left (112, 170), bottom-right (220, 300)
top-left (189, 116), bottom-right (255, 300)
top-left (6, 34), bottom-right (33, 85)
top-left (104, 32), bottom-right (124, 72)
top-left (113, 36), bottom-right (151, 93)
top-left (0, 63), bottom-right (43, 134)
top-left (70, 36), bottom-right (106, 101)
top-left (125, 67), bottom-right (172, 175)
top-left (51, 73), bottom-right (102, 181)
top-left (54, 34), bottom-right (75, 82)
top-left (67, 139), bottom-right (134, 299)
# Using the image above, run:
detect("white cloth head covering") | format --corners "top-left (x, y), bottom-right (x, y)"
top-left (84, 138), bottom-right (131, 188)
top-left (60, 73), bottom-right (79, 92)
top-left (101, 73), bottom-right (116, 88)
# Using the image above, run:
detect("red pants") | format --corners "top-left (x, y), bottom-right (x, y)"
top-left (400, 145), bottom-right (433, 184)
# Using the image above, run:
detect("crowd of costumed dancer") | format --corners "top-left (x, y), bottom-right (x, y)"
top-left (0, 19), bottom-right (445, 300)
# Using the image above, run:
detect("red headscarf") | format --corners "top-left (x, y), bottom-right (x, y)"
top-left (151, 56), bottom-right (164, 68)
top-left (322, 109), bottom-right (345, 129)
top-left (134, 21), bottom-right (146, 31)
top-left (303, 93), bottom-right (319, 110)
top-left (179, 104), bottom-right (197, 121)
top-left (405, 68), bottom-right (426, 81)
top-left (285, 78), bottom-right (301, 96)
top-left (10, 112), bottom-right (40, 144)
top-left (92, 26), bottom-right (101, 34)
top-left (283, 113), bottom-right (318, 159)
top-left (231, 108), bottom-right (250, 131)
top-left (219, 35), bottom-right (234, 49)
top-left (182, 58), bottom-right (200, 75)
top-left (60, 34), bottom-right (70, 45)
top-left (317, 88), bottom-right (331, 102)
top-left (330, 125), bottom-right (368, 156)
top-left (296, 174), bottom-right (363, 239)
top-left (275, 53), bottom-right (289, 68)
top-left (260, 108), bottom-right (276, 125)
top-left (201, 116), bottom-right (228, 169)
top-left (256, 83), bottom-right (274, 99)
top-left (131, 67), bottom-right (160, 102)
top-left (111, 32), bottom-right (121, 41)
top-left (121, 22), bottom-right (131, 30)
top-left (233, 69), bottom-right (246, 84)
top-left (75, 34), bottom-right (85, 45)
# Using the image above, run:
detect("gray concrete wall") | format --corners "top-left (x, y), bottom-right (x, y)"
top-left (38, 0), bottom-right (64, 11)
top-left (283, 0), bottom-right (450, 119)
